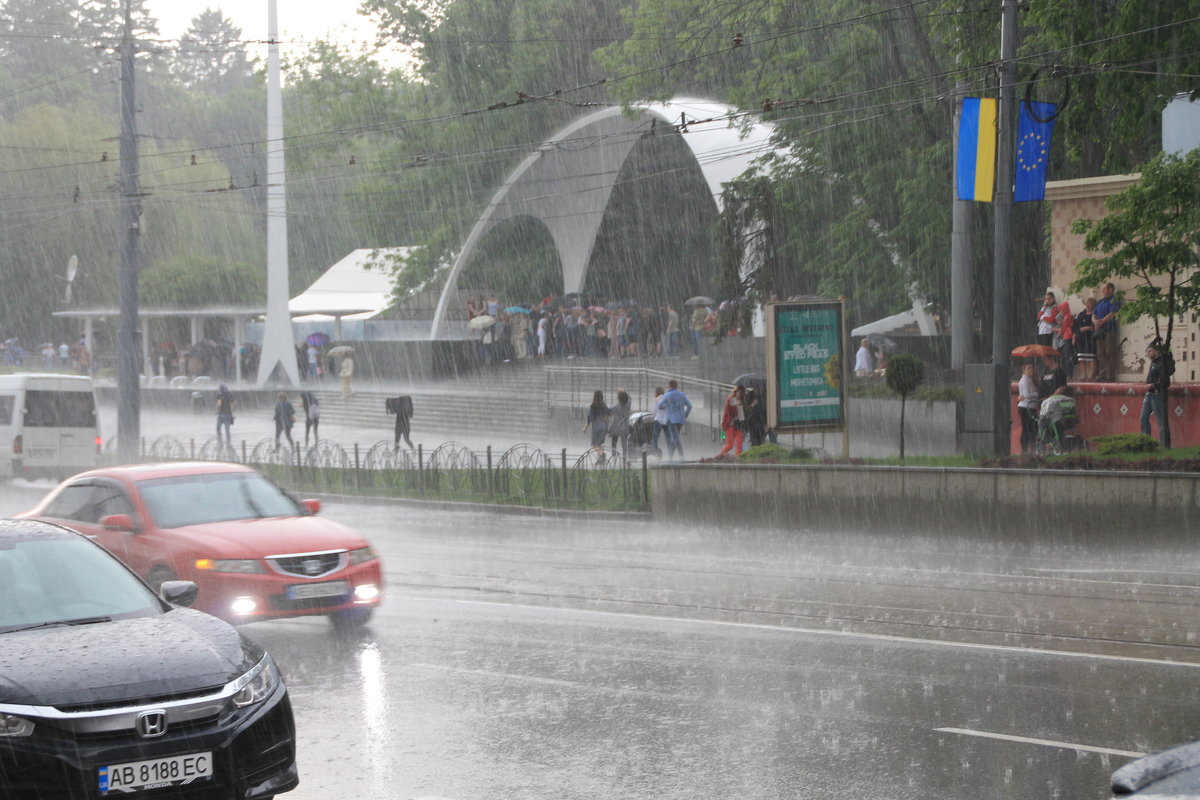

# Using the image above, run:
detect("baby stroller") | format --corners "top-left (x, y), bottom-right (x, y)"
top-left (1035, 393), bottom-right (1085, 455)
top-left (629, 411), bottom-right (660, 458)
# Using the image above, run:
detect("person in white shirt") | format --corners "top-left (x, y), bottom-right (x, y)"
top-left (1017, 362), bottom-right (1040, 454)
top-left (854, 338), bottom-right (875, 376)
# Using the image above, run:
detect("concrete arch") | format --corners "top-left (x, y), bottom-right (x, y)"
top-left (430, 97), bottom-right (776, 339)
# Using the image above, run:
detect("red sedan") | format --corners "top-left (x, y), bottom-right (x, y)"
top-left (20, 462), bottom-right (383, 628)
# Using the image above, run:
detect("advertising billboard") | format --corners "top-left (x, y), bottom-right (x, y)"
top-left (766, 300), bottom-right (847, 433)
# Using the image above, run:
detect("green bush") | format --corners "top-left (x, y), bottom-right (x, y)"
top-left (1092, 433), bottom-right (1160, 456)
top-left (737, 444), bottom-right (815, 463)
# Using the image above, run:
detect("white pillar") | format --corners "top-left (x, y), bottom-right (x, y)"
top-left (255, 0), bottom-right (300, 386)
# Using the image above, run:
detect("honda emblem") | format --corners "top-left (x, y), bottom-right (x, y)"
top-left (137, 710), bottom-right (168, 738)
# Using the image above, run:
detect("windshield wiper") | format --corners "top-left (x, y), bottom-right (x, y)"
top-left (4, 616), bottom-right (112, 634)
top-left (239, 480), bottom-right (268, 519)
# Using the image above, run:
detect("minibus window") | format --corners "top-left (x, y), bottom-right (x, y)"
top-left (24, 391), bottom-right (96, 428)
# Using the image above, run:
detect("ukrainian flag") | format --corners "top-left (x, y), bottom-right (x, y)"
top-left (956, 97), bottom-right (997, 202)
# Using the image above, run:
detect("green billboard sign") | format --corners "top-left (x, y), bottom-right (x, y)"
top-left (766, 300), bottom-right (847, 433)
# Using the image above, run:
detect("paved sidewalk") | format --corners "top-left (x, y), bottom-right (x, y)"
top-left (97, 395), bottom-right (725, 462)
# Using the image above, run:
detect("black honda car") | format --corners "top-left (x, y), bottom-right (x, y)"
top-left (0, 518), bottom-right (298, 798)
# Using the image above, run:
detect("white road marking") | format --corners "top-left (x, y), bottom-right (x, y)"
top-left (406, 595), bottom-right (1200, 669)
top-left (934, 727), bottom-right (1146, 758)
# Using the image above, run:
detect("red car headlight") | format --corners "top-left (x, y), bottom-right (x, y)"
top-left (348, 546), bottom-right (378, 566)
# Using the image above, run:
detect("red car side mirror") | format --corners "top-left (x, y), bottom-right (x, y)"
top-left (99, 513), bottom-right (136, 532)
top-left (301, 499), bottom-right (321, 515)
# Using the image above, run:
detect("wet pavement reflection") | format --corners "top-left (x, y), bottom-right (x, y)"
top-left (227, 500), bottom-right (1200, 800)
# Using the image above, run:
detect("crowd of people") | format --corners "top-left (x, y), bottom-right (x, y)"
top-left (583, 379), bottom-right (695, 461)
top-left (1034, 283), bottom-right (1122, 383)
top-left (465, 294), bottom-right (724, 363)
top-left (1, 338), bottom-right (92, 374)
top-left (1021, 283), bottom-right (1173, 450)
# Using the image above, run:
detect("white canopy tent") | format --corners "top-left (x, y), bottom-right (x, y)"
top-left (289, 248), bottom-right (408, 338)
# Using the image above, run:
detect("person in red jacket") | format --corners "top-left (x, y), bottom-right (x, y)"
top-left (1056, 300), bottom-right (1076, 379)
top-left (718, 385), bottom-right (747, 457)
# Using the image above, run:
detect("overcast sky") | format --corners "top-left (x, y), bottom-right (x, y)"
top-left (146, 0), bottom-right (380, 51)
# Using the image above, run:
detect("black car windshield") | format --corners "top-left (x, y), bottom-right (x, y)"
top-left (138, 472), bottom-right (301, 528)
top-left (0, 535), bottom-right (161, 633)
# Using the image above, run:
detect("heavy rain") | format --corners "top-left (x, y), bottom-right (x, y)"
top-left (1, 1), bottom-right (1199, 799)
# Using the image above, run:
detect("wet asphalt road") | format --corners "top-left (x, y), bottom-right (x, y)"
top-left (3, 483), bottom-right (1199, 799)
top-left (224, 500), bottom-right (1200, 800)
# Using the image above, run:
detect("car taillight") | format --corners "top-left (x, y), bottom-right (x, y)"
top-left (12, 435), bottom-right (21, 455)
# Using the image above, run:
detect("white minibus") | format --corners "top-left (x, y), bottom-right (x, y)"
top-left (0, 374), bottom-right (101, 479)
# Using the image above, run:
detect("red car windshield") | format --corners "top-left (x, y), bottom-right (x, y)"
top-left (138, 473), bottom-right (301, 529)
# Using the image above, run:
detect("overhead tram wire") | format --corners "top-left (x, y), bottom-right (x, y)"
top-left (3, 9), bottom-right (1187, 207)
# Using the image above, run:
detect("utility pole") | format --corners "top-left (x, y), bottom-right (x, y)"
top-left (117, 0), bottom-right (141, 461)
top-left (991, 0), bottom-right (1019, 455)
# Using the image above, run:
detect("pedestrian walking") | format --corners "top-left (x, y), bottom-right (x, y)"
top-left (273, 392), bottom-right (295, 450)
top-left (718, 384), bottom-right (747, 457)
top-left (301, 390), bottom-right (320, 446)
top-left (608, 389), bottom-right (632, 458)
top-left (583, 390), bottom-right (609, 457)
top-left (656, 379), bottom-right (693, 460)
top-left (215, 384), bottom-right (236, 446)
top-left (389, 395), bottom-right (414, 449)
top-left (650, 386), bottom-right (667, 457)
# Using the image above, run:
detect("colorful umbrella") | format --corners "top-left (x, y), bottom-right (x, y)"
top-left (1011, 344), bottom-right (1059, 359)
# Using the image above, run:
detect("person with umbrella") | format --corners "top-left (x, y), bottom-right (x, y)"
top-left (1017, 363), bottom-right (1040, 454)
top-left (718, 384), bottom-right (748, 457)
top-left (338, 351), bottom-right (355, 398)
top-left (689, 303), bottom-right (708, 358)
top-left (1039, 352), bottom-right (1067, 399)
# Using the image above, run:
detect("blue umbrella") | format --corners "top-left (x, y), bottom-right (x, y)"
top-left (505, 306), bottom-right (530, 314)
top-left (306, 332), bottom-right (330, 347)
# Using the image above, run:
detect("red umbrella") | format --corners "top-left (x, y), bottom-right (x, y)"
top-left (1011, 344), bottom-right (1059, 358)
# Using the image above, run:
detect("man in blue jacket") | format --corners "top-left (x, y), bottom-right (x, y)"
top-left (656, 379), bottom-right (693, 460)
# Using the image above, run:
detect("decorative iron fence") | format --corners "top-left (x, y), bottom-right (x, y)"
top-left (119, 435), bottom-right (651, 512)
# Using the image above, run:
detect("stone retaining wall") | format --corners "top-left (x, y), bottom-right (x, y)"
top-left (651, 463), bottom-right (1200, 543)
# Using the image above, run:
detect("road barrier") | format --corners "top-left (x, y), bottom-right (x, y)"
top-left (118, 435), bottom-right (651, 512)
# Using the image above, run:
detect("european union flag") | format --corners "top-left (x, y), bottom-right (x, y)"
top-left (1014, 100), bottom-right (1056, 202)
top-left (956, 98), bottom-right (997, 202)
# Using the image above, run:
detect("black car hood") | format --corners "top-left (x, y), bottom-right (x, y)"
top-left (0, 608), bottom-right (262, 707)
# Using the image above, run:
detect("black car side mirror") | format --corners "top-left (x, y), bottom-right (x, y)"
top-left (160, 580), bottom-right (199, 608)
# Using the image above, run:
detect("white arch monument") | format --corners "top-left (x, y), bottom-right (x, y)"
top-left (429, 97), bottom-right (776, 339)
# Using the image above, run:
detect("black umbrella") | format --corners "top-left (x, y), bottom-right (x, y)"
top-left (733, 373), bottom-right (766, 391)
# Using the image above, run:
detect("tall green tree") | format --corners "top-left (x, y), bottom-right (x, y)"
top-left (171, 9), bottom-right (256, 91)
top-left (1069, 149), bottom-right (1200, 354)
